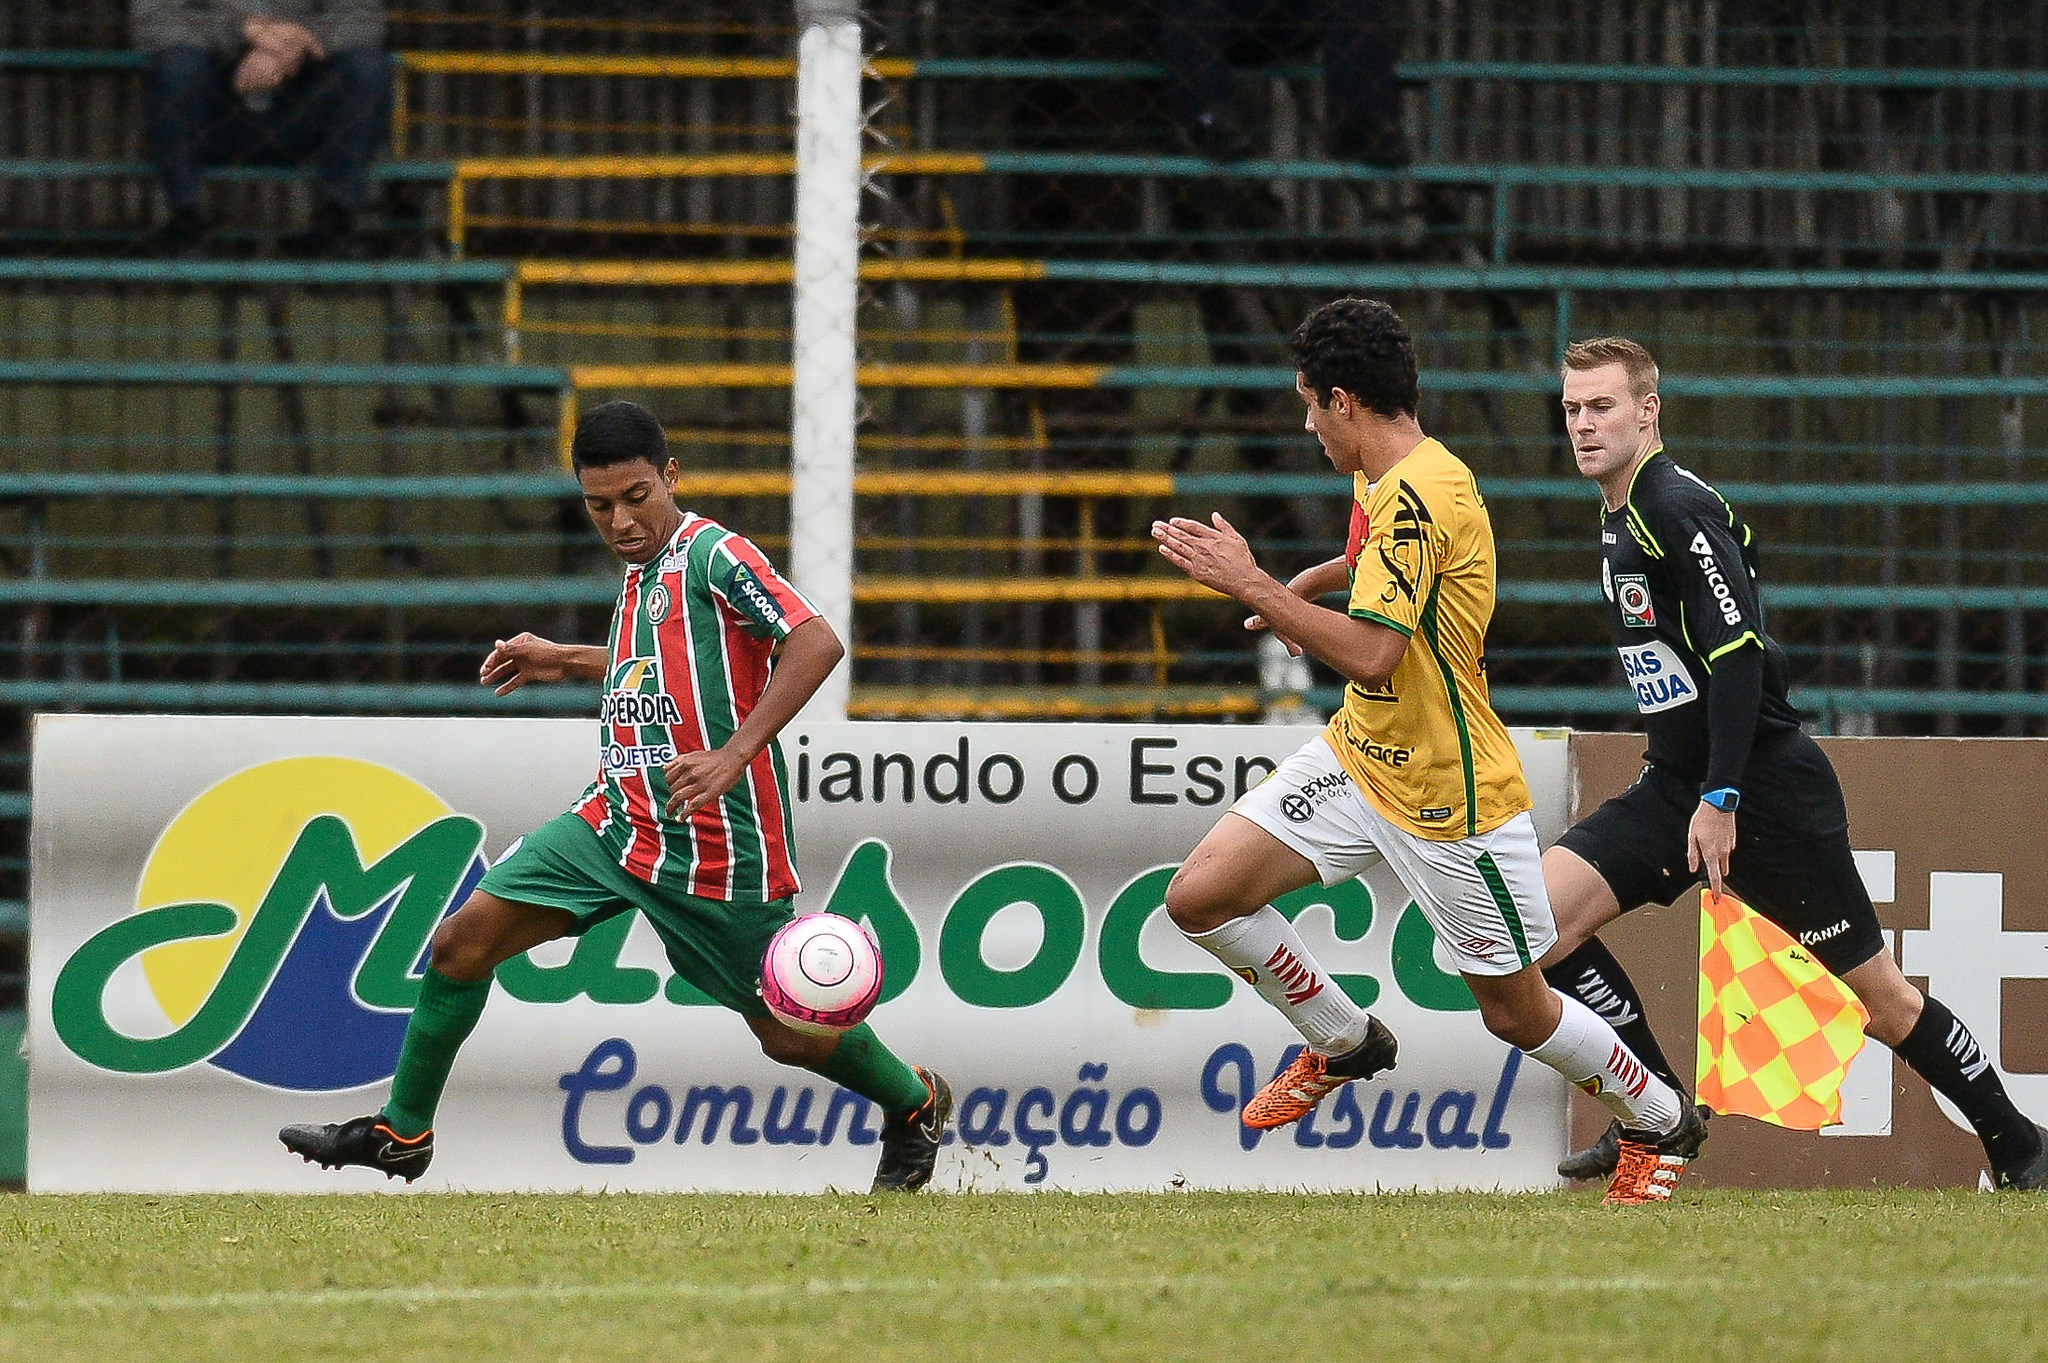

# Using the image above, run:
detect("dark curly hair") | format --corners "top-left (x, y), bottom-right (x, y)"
top-left (571, 399), bottom-right (670, 472)
top-left (1288, 298), bottom-right (1418, 417)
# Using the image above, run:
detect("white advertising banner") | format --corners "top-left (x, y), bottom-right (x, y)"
top-left (29, 715), bottom-right (1570, 1193)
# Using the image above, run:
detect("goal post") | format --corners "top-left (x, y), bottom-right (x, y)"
top-left (788, 0), bottom-right (863, 721)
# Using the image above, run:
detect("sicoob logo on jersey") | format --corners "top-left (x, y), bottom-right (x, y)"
top-left (725, 562), bottom-right (785, 633)
top-left (1615, 574), bottom-right (1655, 628)
top-left (1689, 531), bottom-right (1745, 626)
top-left (50, 758), bottom-right (488, 1091)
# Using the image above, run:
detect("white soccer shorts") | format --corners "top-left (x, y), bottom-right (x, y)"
top-left (1231, 734), bottom-right (1558, 977)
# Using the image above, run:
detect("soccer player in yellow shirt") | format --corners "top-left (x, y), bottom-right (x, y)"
top-left (1152, 298), bottom-right (1700, 1203)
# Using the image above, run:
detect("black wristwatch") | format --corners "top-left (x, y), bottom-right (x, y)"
top-left (1700, 786), bottom-right (1741, 812)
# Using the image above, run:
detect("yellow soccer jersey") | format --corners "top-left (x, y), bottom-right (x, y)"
top-left (1324, 437), bottom-right (1531, 840)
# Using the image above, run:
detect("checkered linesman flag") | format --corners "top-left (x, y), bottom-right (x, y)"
top-left (1695, 891), bottom-right (1871, 1130)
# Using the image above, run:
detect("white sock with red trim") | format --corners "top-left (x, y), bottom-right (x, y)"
top-left (1186, 905), bottom-right (1369, 1054)
top-left (1528, 991), bottom-right (1681, 1136)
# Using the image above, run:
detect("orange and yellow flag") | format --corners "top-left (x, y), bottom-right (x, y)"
top-left (1695, 891), bottom-right (1870, 1130)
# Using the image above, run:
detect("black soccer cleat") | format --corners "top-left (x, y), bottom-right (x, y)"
top-left (1332, 1015), bottom-right (1400, 1081)
top-left (1995, 1123), bottom-right (2048, 1191)
top-left (1559, 1119), bottom-right (1623, 1181)
top-left (280, 1114), bottom-right (434, 1183)
top-left (1561, 1104), bottom-right (1712, 1181)
top-left (871, 1068), bottom-right (952, 1193)
top-left (1649, 1099), bottom-right (1712, 1161)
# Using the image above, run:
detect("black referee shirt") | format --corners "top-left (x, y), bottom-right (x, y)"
top-left (1599, 449), bottom-right (1801, 792)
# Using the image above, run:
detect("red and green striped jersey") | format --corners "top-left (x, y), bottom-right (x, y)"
top-left (570, 513), bottom-right (820, 901)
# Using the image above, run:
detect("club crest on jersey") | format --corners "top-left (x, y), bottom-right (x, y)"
top-left (644, 582), bottom-right (672, 624)
top-left (1615, 574), bottom-right (1655, 628)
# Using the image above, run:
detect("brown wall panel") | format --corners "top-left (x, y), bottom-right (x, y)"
top-left (1566, 733), bottom-right (2048, 1189)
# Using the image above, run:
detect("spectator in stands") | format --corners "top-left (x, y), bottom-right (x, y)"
top-left (1156, 0), bottom-right (1407, 168)
top-left (133, 0), bottom-right (391, 256)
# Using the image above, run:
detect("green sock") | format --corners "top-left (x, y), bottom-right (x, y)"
top-left (810, 1023), bottom-right (930, 1116)
top-left (381, 966), bottom-right (492, 1138)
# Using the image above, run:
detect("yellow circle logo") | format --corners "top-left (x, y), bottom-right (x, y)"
top-left (53, 757), bottom-right (487, 1090)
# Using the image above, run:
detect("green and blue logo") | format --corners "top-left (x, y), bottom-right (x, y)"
top-left (52, 757), bottom-right (487, 1092)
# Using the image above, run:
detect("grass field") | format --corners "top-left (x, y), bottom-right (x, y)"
top-left (2, 1190), bottom-right (2044, 1361)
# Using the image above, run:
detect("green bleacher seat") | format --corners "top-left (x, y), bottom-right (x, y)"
top-left (0, 158), bottom-right (452, 183)
top-left (0, 259), bottom-right (508, 285)
top-left (0, 360), bottom-right (563, 386)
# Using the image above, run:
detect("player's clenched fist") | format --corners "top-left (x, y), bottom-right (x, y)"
top-left (663, 747), bottom-right (747, 820)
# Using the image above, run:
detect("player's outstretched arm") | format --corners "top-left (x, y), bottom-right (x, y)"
top-left (479, 633), bottom-right (608, 695)
top-left (1244, 556), bottom-right (1348, 658)
top-left (1153, 514), bottom-right (1406, 688)
top-left (663, 615), bottom-right (845, 819)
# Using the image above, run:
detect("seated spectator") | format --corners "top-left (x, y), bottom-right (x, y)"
top-left (1156, 0), bottom-right (1407, 168)
top-left (133, 0), bottom-right (392, 256)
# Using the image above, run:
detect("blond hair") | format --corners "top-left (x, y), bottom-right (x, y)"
top-left (1561, 337), bottom-right (1659, 401)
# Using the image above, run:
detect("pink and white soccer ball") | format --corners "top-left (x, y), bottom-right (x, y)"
top-left (760, 912), bottom-right (884, 1035)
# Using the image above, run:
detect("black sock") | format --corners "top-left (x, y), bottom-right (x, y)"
top-left (1893, 994), bottom-right (2042, 1173)
top-left (1541, 936), bottom-right (1686, 1098)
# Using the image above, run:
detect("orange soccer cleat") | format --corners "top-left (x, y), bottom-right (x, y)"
top-left (1601, 1100), bottom-right (1708, 1205)
top-left (1242, 1017), bottom-right (1398, 1130)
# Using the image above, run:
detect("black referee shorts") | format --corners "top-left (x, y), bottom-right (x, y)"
top-left (1555, 730), bottom-right (1887, 976)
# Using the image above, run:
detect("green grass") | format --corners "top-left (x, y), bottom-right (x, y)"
top-left (2, 1191), bottom-right (2045, 1362)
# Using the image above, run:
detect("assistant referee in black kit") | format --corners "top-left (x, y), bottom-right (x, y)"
top-left (1534, 336), bottom-right (2048, 1190)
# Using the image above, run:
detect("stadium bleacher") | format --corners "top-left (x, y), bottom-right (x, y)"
top-left (2, 0), bottom-right (2047, 1060)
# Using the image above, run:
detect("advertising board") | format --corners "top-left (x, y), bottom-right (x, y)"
top-left (31, 716), bottom-right (1572, 1193)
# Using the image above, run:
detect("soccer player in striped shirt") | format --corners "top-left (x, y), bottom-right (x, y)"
top-left (282, 401), bottom-right (952, 1191)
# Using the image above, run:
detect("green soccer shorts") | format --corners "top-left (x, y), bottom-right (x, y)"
top-left (477, 810), bottom-right (794, 1016)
